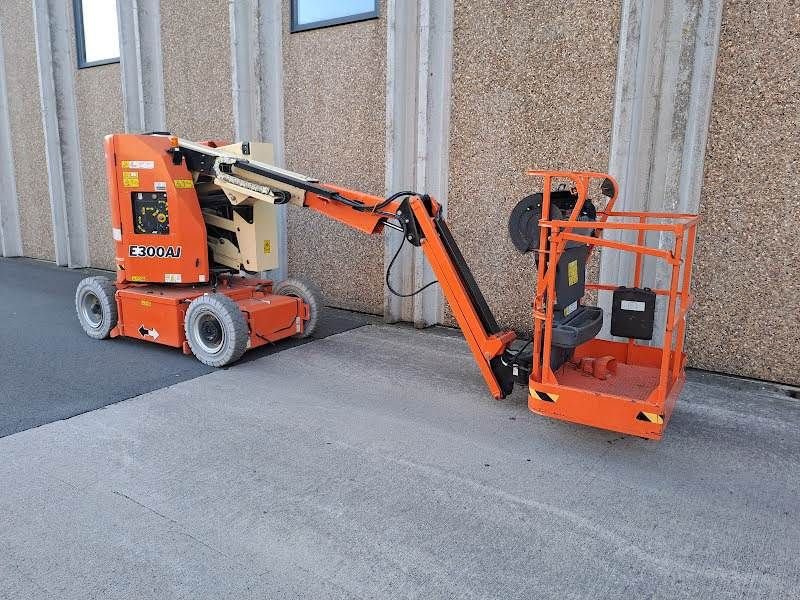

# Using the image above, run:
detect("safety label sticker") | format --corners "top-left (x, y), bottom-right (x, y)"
top-left (263, 240), bottom-right (271, 254)
top-left (174, 179), bottom-right (194, 189)
top-left (567, 260), bottom-right (579, 286)
top-left (154, 181), bottom-right (167, 192)
top-left (122, 171), bottom-right (139, 187)
top-left (164, 273), bottom-right (182, 283)
top-left (138, 325), bottom-right (160, 340)
top-left (122, 160), bottom-right (154, 169)
top-left (621, 300), bottom-right (646, 312)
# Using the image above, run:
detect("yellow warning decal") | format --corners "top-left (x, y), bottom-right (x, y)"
top-left (567, 260), bottom-right (578, 286)
top-left (530, 388), bottom-right (559, 403)
top-left (263, 240), bottom-right (271, 254)
top-left (174, 179), bottom-right (194, 189)
top-left (130, 275), bottom-right (146, 282)
top-left (638, 411), bottom-right (664, 424)
top-left (122, 171), bottom-right (139, 187)
top-left (140, 299), bottom-right (152, 307)
top-left (121, 160), bottom-right (154, 170)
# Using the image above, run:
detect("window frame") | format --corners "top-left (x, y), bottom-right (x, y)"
top-left (290, 0), bottom-right (379, 33)
top-left (73, 0), bottom-right (121, 69)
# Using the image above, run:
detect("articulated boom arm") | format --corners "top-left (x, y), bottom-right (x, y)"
top-left (177, 138), bottom-right (517, 399)
top-left (308, 189), bottom-right (517, 399)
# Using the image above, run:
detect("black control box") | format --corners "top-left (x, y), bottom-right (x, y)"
top-left (611, 286), bottom-right (656, 340)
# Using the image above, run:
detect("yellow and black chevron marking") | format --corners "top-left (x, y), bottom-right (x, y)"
top-left (530, 388), bottom-right (559, 403)
top-left (636, 411), bottom-right (664, 424)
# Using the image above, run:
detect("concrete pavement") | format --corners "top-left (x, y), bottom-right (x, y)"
top-left (0, 321), bottom-right (797, 599)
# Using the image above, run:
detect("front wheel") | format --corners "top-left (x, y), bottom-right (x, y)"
top-left (75, 276), bottom-right (118, 339)
top-left (184, 294), bottom-right (249, 367)
top-left (273, 276), bottom-right (323, 339)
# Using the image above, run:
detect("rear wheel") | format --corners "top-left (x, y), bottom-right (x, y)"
top-left (184, 294), bottom-right (249, 367)
top-left (274, 276), bottom-right (323, 339)
top-left (75, 276), bottom-right (118, 339)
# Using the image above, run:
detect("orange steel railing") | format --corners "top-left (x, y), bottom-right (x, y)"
top-left (527, 170), bottom-right (699, 406)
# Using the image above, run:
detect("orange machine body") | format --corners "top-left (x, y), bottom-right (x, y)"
top-left (104, 134), bottom-right (309, 352)
top-left (105, 134), bottom-right (210, 285)
top-left (113, 278), bottom-right (308, 352)
top-left (526, 171), bottom-right (700, 439)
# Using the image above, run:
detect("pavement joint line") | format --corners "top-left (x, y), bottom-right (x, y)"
top-left (110, 489), bottom-right (241, 565)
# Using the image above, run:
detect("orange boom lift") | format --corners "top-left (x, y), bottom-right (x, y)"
top-left (76, 133), bottom-right (699, 439)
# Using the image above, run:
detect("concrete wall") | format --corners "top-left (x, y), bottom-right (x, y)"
top-left (446, 0), bottom-right (621, 332)
top-left (0, 0), bottom-right (52, 260)
top-left (69, 10), bottom-right (124, 270)
top-left (282, 2), bottom-right (386, 313)
top-left (688, 1), bottom-right (800, 385)
top-left (161, 0), bottom-right (234, 142)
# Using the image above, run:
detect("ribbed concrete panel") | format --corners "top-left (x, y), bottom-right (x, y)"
top-left (228, 0), bottom-right (287, 280)
top-left (1, 0), bottom-right (53, 261)
top-left (229, 0), bottom-right (257, 141)
top-left (33, 0), bottom-right (89, 268)
top-left (256, 0), bottom-right (285, 167)
top-left (0, 23), bottom-right (22, 257)
top-left (257, 0), bottom-right (288, 281)
top-left (383, 0), bottom-right (417, 324)
top-left (384, 0), bottom-right (453, 328)
top-left (601, 0), bottom-right (723, 349)
top-left (118, 0), bottom-right (165, 133)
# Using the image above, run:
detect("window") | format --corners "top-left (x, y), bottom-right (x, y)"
top-left (291, 0), bottom-right (379, 33)
top-left (74, 0), bottom-right (120, 68)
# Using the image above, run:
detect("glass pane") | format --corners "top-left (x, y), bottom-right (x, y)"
top-left (295, 0), bottom-right (376, 26)
top-left (80, 0), bottom-right (120, 63)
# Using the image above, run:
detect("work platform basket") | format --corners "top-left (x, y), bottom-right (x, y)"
top-left (526, 170), bottom-right (700, 439)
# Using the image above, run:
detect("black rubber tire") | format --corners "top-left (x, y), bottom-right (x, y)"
top-left (273, 276), bottom-right (323, 339)
top-left (184, 294), bottom-right (249, 367)
top-left (75, 276), bottom-right (118, 339)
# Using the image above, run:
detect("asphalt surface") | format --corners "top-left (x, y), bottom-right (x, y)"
top-left (0, 257), bottom-right (368, 438)
top-left (1, 319), bottom-right (798, 598)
